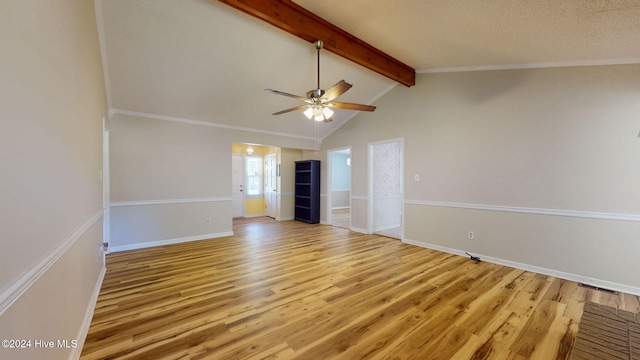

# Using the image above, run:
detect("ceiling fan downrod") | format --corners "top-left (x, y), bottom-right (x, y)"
top-left (315, 40), bottom-right (323, 91)
top-left (306, 40), bottom-right (325, 99)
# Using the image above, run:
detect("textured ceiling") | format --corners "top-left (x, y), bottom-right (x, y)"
top-left (297, 0), bottom-right (640, 70)
top-left (98, 0), bottom-right (640, 140)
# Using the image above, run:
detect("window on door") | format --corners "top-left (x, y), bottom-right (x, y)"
top-left (246, 156), bottom-right (263, 196)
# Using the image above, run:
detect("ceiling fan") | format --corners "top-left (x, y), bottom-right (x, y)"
top-left (265, 40), bottom-right (376, 122)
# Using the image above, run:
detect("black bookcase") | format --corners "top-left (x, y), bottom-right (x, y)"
top-left (294, 160), bottom-right (320, 224)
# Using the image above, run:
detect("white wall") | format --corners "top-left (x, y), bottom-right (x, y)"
top-left (321, 64), bottom-right (640, 294)
top-left (0, 1), bottom-right (107, 359)
top-left (109, 113), bottom-right (314, 251)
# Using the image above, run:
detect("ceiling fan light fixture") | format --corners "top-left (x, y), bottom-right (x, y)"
top-left (303, 107), bottom-right (314, 119)
top-left (322, 106), bottom-right (334, 119)
top-left (313, 106), bottom-right (324, 121)
top-left (305, 105), bottom-right (332, 122)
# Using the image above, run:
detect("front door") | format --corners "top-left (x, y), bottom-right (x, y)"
top-left (232, 155), bottom-right (244, 218)
top-left (264, 154), bottom-right (277, 218)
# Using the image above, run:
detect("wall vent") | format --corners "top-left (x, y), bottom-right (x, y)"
top-left (578, 283), bottom-right (618, 294)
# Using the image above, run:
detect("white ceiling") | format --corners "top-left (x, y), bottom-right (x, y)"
top-left (98, 0), bottom-right (640, 140)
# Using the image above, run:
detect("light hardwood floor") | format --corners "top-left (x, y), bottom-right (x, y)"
top-left (81, 217), bottom-right (640, 359)
top-left (331, 208), bottom-right (350, 229)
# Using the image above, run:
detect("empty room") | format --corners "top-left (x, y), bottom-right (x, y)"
top-left (1, 1), bottom-right (640, 359)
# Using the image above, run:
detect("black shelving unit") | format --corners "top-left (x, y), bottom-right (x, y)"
top-left (294, 160), bottom-right (320, 224)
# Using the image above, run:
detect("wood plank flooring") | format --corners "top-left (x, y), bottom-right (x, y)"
top-left (81, 217), bottom-right (640, 359)
top-left (331, 208), bottom-right (350, 229)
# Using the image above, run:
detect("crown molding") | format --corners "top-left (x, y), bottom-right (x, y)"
top-left (109, 108), bottom-right (317, 142)
top-left (417, 58), bottom-right (640, 74)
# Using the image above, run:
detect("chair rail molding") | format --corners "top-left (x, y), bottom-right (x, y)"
top-left (404, 200), bottom-right (640, 222)
top-left (0, 210), bottom-right (104, 315)
top-left (110, 197), bottom-right (233, 207)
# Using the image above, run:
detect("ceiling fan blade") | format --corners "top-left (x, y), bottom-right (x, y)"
top-left (320, 80), bottom-right (352, 102)
top-left (265, 89), bottom-right (308, 101)
top-left (272, 104), bottom-right (309, 115)
top-left (330, 101), bottom-right (376, 112)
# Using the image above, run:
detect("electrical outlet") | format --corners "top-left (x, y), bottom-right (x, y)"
top-left (414, 174), bottom-right (420, 181)
top-left (468, 231), bottom-right (474, 240)
top-left (206, 218), bottom-right (212, 225)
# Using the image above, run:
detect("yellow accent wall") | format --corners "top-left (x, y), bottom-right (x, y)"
top-left (245, 196), bottom-right (265, 216)
top-left (232, 143), bottom-right (278, 156)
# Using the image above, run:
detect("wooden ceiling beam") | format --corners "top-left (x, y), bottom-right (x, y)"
top-left (219, 0), bottom-right (416, 87)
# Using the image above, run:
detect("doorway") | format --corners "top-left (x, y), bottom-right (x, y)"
top-left (369, 139), bottom-right (403, 239)
top-left (328, 147), bottom-right (351, 229)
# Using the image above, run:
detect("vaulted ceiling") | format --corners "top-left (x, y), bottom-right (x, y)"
top-left (97, 0), bottom-right (640, 140)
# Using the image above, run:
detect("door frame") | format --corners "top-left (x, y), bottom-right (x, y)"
top-left (368, 138), bottom-right (404, 236)
top-left (102, 116), bottom-right (110, 254)
top-left (326, 146), bottom-right (352, 228)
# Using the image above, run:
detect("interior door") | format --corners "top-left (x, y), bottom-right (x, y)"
top-left (370, 140), bottom-right (403, 238)
top-left (232, 154), bottom-right (244, 218)
top-left (264, 153), bottom-right (277, 218)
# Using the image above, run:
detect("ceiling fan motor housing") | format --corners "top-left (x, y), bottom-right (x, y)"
top-left (306, 88), bottom-right (325, 99)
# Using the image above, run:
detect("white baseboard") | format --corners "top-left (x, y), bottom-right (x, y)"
top-left (350, 227), bottom-right (369, 234)
top-left (276, 216), bottom-right (294, 221)
top-left (332, 206), bottom-right (351, 210)
top-left (403, 238), bottom-right (640, 297)
top-left (374, 224), bottom-right (401, 232)
top-left (243, 214), bottom-right (265, 218)
top-left (110, 232), bottom-right (234, 253)
top-left (70, 264), bottom-right (106, 360)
